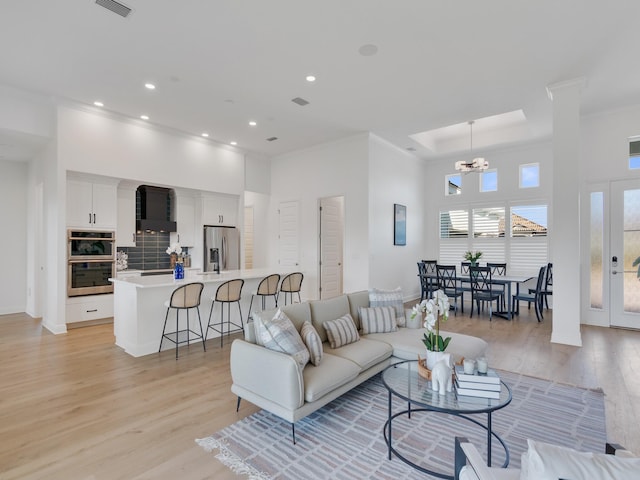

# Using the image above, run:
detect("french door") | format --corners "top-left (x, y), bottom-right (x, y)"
top-left (610, 179), bottom-right (640, 328)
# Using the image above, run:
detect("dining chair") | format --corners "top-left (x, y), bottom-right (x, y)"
top-left (159, 282), bottom-right (206, 359)
top-left (459, 262), bottom-right (473, 304)
top-left (468, 266), bottom-right (502, 321)
top-left (417, 262), bottom-right (429, 301)
top-left (487, 262), bottom-right (507, 310)
top-left (436, 265), bottom-right (463, 315)
top-left (512, 265), bottom-right (546, 322)
top-left (530, 262), bottom-right (553, 310)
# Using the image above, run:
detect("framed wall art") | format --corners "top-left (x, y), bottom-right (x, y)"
top-left (394, 203), bottom-right (406, 246)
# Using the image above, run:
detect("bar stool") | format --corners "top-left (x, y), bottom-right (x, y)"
top-left (159, 282), bottom-right (206, 360)
top-left (278, 272), bottom-right (303, 305)
top-left (248, 273), bottom-right (280, 319)
top-left (206, 279), bottom-right (245, 347)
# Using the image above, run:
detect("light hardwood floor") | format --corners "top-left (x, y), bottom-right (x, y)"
top-left (1, 304), bottom-right (639, 479)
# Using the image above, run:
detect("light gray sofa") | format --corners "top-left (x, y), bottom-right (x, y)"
top-left (230, 291), bottom-right (488, 441)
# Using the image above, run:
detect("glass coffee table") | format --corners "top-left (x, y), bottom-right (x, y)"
top-left (381, 360), bottom-right (512, 479)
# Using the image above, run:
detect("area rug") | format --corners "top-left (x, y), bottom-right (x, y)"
top-left (196, 370), bottom-right (606, 479)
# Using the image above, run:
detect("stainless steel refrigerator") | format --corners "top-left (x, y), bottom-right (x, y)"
top-left (203, 226), bottom-right (240, 273)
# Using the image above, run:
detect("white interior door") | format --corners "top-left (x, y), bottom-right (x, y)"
top-left (278, 201), bottom-right (299, 268)
top-left (319, 196), bottom-right (344, 299)
top-left (611, 179), bottom-right (640, 328)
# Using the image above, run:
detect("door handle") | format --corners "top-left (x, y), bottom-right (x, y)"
top-left (612, 270), bottom-right (618, 275)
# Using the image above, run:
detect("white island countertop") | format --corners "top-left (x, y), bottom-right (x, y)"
top-left (110, 268), bottom-right (291, 288)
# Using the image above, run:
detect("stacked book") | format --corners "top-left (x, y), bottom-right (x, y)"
top-left (454, 365), bottom-right (502, 399)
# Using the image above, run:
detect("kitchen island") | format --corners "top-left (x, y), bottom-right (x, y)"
top-left (110, 268), bottom-right (296, 357)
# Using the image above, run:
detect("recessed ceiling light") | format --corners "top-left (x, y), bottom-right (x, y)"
top-left (140, 115), bottom-right (149, 120)
top-left (93, 101), bottom-right (104, 107)
top-left (230, 141), bottom-right (237, 146)
top-left (249, 121), bottom-right (257, 127)
top-left (201, 133), bottom-right (209, 137)
top-left (358, 44), bottom-right (379, 57)
top-left (306, 75), bottom-right (316, 82)
top-left (144, 83), bottom-right (156, 90)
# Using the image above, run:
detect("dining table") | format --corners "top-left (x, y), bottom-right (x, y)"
top-left (419, 272), bottom-right (534, 320)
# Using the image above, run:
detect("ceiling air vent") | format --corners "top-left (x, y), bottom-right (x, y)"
top-left (95, 0), bottom-right (132, 18)
top-left (266, 137), bottom-right (278, 142)
top-left (291, 97), bottom-right (310, 106)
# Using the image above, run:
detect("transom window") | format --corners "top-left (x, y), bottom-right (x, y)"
top-left (519, 163), bottom-right (540, 188)
top-left (630, 138), bottom-right (640, 170)
top-left (445, 174), bottom-right (462, 196)
top-left (480, 169), bottom-right (498, 192)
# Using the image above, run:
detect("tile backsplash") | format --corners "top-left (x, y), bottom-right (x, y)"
top-left (118, 232), bottom-right (185, 270)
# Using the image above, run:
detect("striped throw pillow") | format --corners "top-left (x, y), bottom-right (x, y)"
top-left (300, 321), bottom-right (323, 366)
top-left (323, 314), bottom-right (360, 349)
top-left (253, 309), bottom-right (310, 369)
top-left (369, 287), bottom-right (406, 327)
top-left (359, 306), bottom-right (398, 334)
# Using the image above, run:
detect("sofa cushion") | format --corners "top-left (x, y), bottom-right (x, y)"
top-left (363, 328), bottom-right (488, 365)
top-left (369, 287), bottom-right (405, 327)
top-left (323, 314), bottom-right (360, 349)
top-left (253, 309), bottom-right (310, 369)
top-left (359, 306), bottom-right (398, 334)
top-left (521, 439), bottom-right (640, 480)
top-left (347, 290), bottom-right (370, 325)
top-left (302, 353), bottom-right (360, 403)
top-left (277, 302), bottom-right (312, 332)
top-left (325, 337), bottom-right (393, 371)
top-left (300, 321), bottom-right (323, 366)
top-left (310, 295), bottom-right (352, 342)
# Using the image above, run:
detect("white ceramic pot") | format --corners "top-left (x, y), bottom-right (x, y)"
top-left (425, 350), bottom-right (451, 370)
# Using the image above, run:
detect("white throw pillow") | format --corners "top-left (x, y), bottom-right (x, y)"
top-left (323, 314), bottom-right (360, 349)
top-left (358, 306), bottom-right (398, 334)
top-left (521, 439), bottom-right (640, 480)
top-left (300, 321), bottom-right (323, 366)
top-left (253, 309), bottom-right (310, 369)
top-left (369, 287), bottom-right (405, 327)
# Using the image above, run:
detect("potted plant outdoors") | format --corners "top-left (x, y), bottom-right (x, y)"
top-left (411, 289), bottom-right (452, 370)
top-left (464, 250), bottom-right (483, 267)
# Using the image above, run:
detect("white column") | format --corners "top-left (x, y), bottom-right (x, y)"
top-left (546, 78), bottom-right (586, 346)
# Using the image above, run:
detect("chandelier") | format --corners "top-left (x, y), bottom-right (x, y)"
top-left (455, 120), bottom-right (489, 173)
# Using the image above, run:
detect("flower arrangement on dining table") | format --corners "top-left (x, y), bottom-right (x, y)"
top-left (464, 250), bottom-right (483, 265)
top-left (411, 289), bottom-right (452, 353)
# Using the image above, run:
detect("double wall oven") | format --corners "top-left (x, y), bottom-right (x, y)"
top-left (67, 230), bottom-right (115, 297)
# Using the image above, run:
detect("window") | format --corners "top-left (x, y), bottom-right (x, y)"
top-left (519, 163), bottom-right (540, 188)
top-left (445, 174), bottom-right (462, 196)
top-left (472, 207), bottom-right (505, 238)
top-left (629, 138), bottom-right (640, 170)
top-left (480, 169), bottom-right (498, 192)
top-left (440, 210), bottom-right (468, 238)
top-left (510, 205), bottom-right (547, 237)
top-left (589, 192), bottom-right (604, 309)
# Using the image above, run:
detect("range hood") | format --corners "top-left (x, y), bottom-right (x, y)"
top-left (136, 185), bottom-right (177, 232)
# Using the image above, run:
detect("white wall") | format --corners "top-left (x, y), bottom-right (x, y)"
top-left (245, 153), bottom-right (270, 195)
top-left (244, 191), bottom-right (271, 269)
top-left (0, 84), bottom-right (53, 138)
top-left (0, 160), bottom-right (28, 314)
top-left (57, 106), bottom-right (245, 195)
top-left (270, 134), bottom-right (370, 299)
top-left (368, 135), bottom-right (426, 301)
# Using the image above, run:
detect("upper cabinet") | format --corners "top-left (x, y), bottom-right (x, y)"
top-left (116, 183), bottom-right (137, 247)
top-left (170, 191), bottom-right (196, 247)
top-left (202, 193), bottom-right (238, 227)
top-left (67, 179), bottom-right (117, 230)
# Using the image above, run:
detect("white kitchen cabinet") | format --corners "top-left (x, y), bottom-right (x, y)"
top-left (171, 193), bottom-right (196, 247)
top-left (117, 185), bottom-right (137, 247)
top-left (67, 179), bottom-right (117, 229)
top-left (202, 194), bottom-right (238, 226)
top-left (66, 294), bottom-right (114, 324)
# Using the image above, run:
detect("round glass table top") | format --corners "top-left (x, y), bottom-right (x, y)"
top-left (381, 360), bottom-right (512, 414)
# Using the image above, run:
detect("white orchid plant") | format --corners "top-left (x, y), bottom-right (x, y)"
top-left (166, 243), bottom-right (182, 256)
top-left (411, 289), bottom-right (452, 352)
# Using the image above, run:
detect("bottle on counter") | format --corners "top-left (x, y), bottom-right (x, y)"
top-left (174, 259), bottom-right (184, 280)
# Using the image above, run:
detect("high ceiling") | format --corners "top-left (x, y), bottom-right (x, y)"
top-left (1, 0), bottom-right (639, 162)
